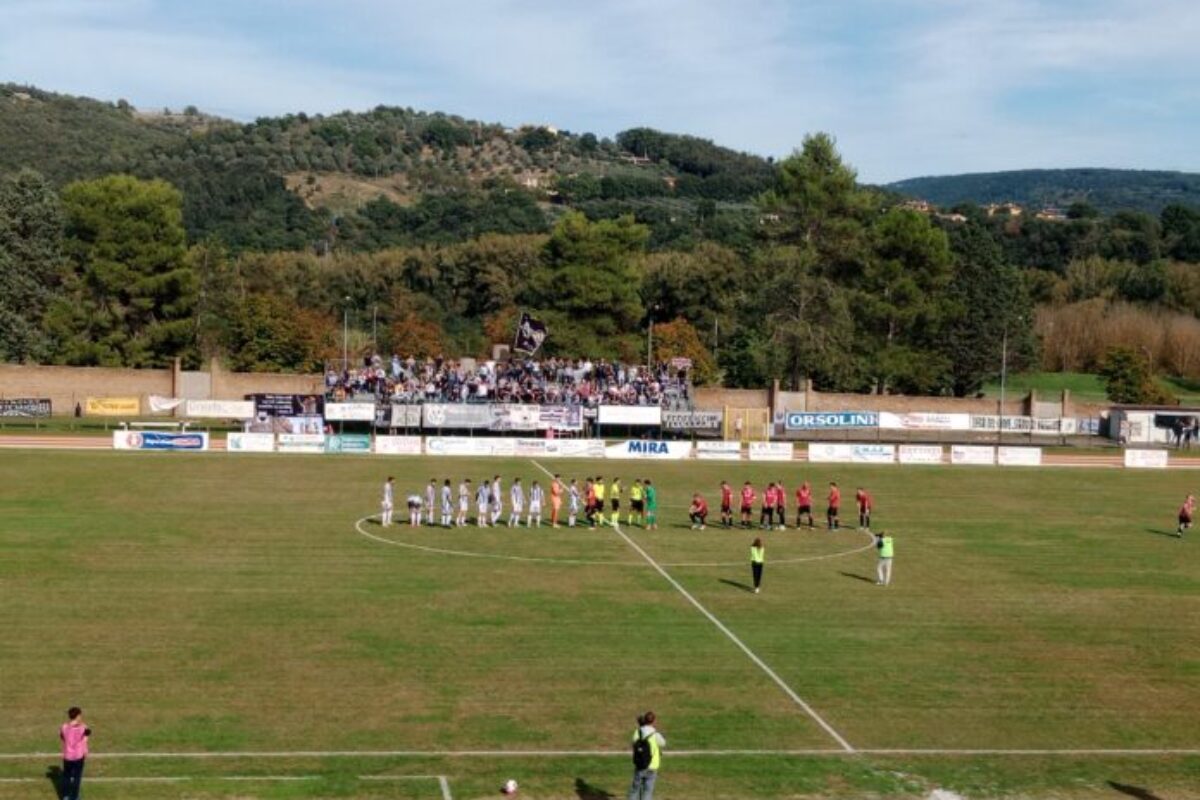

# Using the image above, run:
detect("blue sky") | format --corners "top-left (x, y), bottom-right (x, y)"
top-left (3, 0), bottom-right (1198, 183)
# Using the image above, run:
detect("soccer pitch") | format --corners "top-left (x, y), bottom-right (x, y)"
top-left (1, 450), bottom-right (1198, 798)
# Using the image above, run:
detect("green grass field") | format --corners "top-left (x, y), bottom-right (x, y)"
top-left (982, 371), bottom-right (1200, 405)
top-left (2, 451), bottom-right (1199, 798)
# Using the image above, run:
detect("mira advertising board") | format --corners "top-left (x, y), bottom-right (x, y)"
top-left (604, 440), bottom-right (692, 460)
top-left (785, 411), bottom-right (878, 430)
top-left (112, 431), bottom-right (209, 451)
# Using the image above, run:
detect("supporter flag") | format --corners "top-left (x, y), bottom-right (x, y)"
top-left (513, 312), bottom-right (548, 354)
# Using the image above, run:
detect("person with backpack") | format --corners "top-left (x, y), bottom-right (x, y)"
top-left (629, 711), bottom-right (666, 800)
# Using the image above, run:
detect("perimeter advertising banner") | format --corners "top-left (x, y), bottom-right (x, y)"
top-left (226, 432), bottom-right (275, 452)
top-left (1124, 449), bottom-right (1169, 469)
top-left (807, 443), bottom-right (854, 463)
top-left (0, 398), bottom-right (51, 417)
top-left (112, 431), bottom-right (209, 451)
top-left (785, 411), bottom-right (878, 431)
top-left (246, 394), bottom-right (324, 435)
top-left (850, 443), bottom-right (896, 464)
top-left (422, 404), bottom-right (492, 430)
top-left (489, 404), bottom-right (540, 432)
top-left (997, 446), bottom-right (1042, 466)
top-left (389, 404), bottom-right (422, 428)
top-left (325, 434), bottom-right (372, 453)
top-left (375, 436), bottom-right (423, 455)
top-left (897, 445), bottom-right (944, 464)
top-left (325, 403), bottom-right (376, 422)
top-left (184, 400), bottom-right (255, 420)
top-left (748, 442), bottom-right (794, 461)
top-left (950, 445), bottom-right (996, 465)
top-left (514, 438), bottom-right (606, 458)
top-left (538, 405), bottom-right (584, 432)
top-left (276, 433), bottom-right (326, 453)
top-left (597, 406), bottom-right (663, 426)
top-left (424, 436), bottom-right (518, 457)
top-left (662, 410), bottom-right (724, 432)
top-left (878, 412), bottom-right (971, 431)
top-left (86, 396), bottom-right (140, 416)
top-left (695, 441), bottom-right (743, 460)
top-left (604, 440), bottom-right (692, 460)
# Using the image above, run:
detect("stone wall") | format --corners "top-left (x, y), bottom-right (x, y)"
top-left (693, 386), bottom-right (771, 410)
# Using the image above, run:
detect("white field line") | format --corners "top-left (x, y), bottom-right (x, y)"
top-left (530, 460), bottom-right (856, 753)
top-left (3, 748), bottom-right (1199, 761)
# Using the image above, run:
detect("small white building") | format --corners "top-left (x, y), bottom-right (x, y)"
top-left (1108, 406), bottom-right (1200, 445)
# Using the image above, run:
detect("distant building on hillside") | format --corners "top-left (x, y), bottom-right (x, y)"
top-left (1036, 207), bottom-right (1068, 221)
top-left (900, 199), bottom-right (934, 214)
top-left (984, 202), bottom-right (1024, 217)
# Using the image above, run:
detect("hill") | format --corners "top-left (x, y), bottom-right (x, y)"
top-left (887, 168), bottom-right (1200, 215)
top-left (0, 84), bottom-right (773, 251)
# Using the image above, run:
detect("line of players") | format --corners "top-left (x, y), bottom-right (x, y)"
top-left (379, 475), bottom-right (660, 530)
top-left (688, 480), bottom-right (872, 532)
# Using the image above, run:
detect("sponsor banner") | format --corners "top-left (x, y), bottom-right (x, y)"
top-left (389, 404), bottom-right (422, 428)
top-left (184, 399), bottom-right (255, 420)
top-left (325, 402), bottom-right (376, 422)
top-left (604, 440), bottom-right (693, 460)
top-left (898, 445), bottom-right (944, 464)
top-left (514, 438), bottom-right (606, 458)
top-left (0, 398), bottom-right (52, 418)
top-left (951, 445), bottom-right (995, 465)
top-left (1124, 448), bottom-right (1168, 469)
top-left (326, 433), bottom-right (372, 453)
top-left (248, 393), bottom-right (324, 417)
top-left (226, 432), bottom-right (275, 453)
top-left (878, 412), bottom-right (971, 431)
top-left (112, 431), bottom-right (209, 451)
top-left (375, 435), bottom-right (423, 456)
top-left (425, 436), bottom-right (517, 457)
top-left (807, 443), bottom-right (854, 463)
top-left (662, 410), bottom-right (724, 432)
top-left (748, 441), bottom-right (795, 462)
top-left (538, 405), bottom-right (584, 432)
top-left (276, 433), bottom-right (326, 454)
top-left (851, 443), bottom-right (896, 464)
top-left (422, 403), bottom-right (491, 429)
top-left (971, 415), bottom-right (1068, 435)
top-left (148, 395), bottom-right (183, 413)
top-left (598, 406), bottom-right (663, 426)
top-left (696, 440), bottom-right (743, 461)
top-left (997, 446), bottom-right (1042, 466)
top-left (785, 411), bottom-right (878, 431)
top-left (1076, 417), bottom-right (1100, 436)
top-left (490, 404), bottom-right (540, 432)
top-left (86, 396), bottom-right (140, 416)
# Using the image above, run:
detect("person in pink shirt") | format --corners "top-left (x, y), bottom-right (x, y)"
top-left (59, 706), bottom-right (91, 800)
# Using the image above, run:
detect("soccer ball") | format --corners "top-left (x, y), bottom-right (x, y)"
top-left (502, 778), bottom-right (519, 794)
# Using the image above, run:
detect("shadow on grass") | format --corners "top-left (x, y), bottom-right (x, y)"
top-left (44, 765), bottom-right (61, 798)
top-left (1144, 528), bottom-right (1182, 539)
top-left (718, 578), bottom-right (755, 593)
top-left (575, 777), bottom-right (616, 799)
top-left (1108, 781), bottom-right (1164, 800)
top-left (839, 571), bottom-right (876, 584)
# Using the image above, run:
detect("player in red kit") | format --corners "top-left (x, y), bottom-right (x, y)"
top-left (774, 479), bottom-right (787, 530)
top-left (827, 482), bottom-right (841, 531)
top-left (760, 482), bottom-right (776, 529)
top-left (856, 486), bottom-right (872, 530)
top-left (719, 481), bottom-right (734, 529)
top-left (1179, 493), bottom-right (1195, 537)
top-left (795, 481), bottom-right (814, 528)
top-left (689, 493), bottom-right (709, 530)
top-left (740, 482), bottom-right (756, 529)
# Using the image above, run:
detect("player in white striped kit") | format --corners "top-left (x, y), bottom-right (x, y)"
top-left (424, 480), bottom-right (436, 526)
top-left (380, 477), bottom-right (395, 527)
top-left (508, 478), bottom-right (524, 527)
top-left (568, 479), bottom-right (580, 528)
top-left (490, 475), bottom-right (503, 525)
top-left (476, 478), bottom-right (491, 527)
top-left (528, 480), bottom-right (544, 527)
top-left (457, 479), bottom-right (470, 527)
top-left (440, 479), bottom-right (453, 527)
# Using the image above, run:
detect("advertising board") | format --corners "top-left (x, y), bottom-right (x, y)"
top-left (86, 396), bottom-right (140, 416)
top-left (424, 436), bottom-right (517, 457)
top-left (662, 410), bottom-right (724, 432)
top-left (878, 412), bottom-right (971, 431)
top-left (538, 405), bottom-right (584, 432)
top-left (897, 445), bottom-right (944, 464)
top-left (997, 446), bottom-right (1042, 466)
top-left (604, 440), bottom-right (692, 460)
top-left (598, 406), bottom-right (663, 426)
top-left (806, 443), bottom-right (854, 463)
top-left (748, 442), bottom-right (794, 461)
top-left (276, 433), bottom-right (326, 454)
top-left (112, 431), bottom-right (209, 451)
top-left (325, 434), bottom-right (372, 453)
top-left (225, 432), bottom-right (275, 452)
top-left (374, 436), bottom-right (423, 455)
top-left (184, 400), bottom-right (255, 420)
top-left (324, 403), bottom-right (376, 422)
top-left (514, 439), bottom-right (607, 458)
top-left (851, 443), bottom-right (896, 464)
top-left (0, 398), bottom-right (51, 417)
top-left (785, 411), bottom-right (878, 430)
top-left (1124, 449), bottom-right (1169, 469)
top-left (950, 445), bottom-right (996, 465)
top-left (696, 441), bottom-right (743, 461)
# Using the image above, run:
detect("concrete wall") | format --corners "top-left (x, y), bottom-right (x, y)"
top-left (693, 386), bottom-right (770, 411)
top-left (0, 361), bottom-right (323, 416)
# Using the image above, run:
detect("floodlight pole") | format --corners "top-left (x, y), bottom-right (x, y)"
top-left (998, 327), bottom-right (1008, 446)
top-left (342, 296), bottom-right (351, 374)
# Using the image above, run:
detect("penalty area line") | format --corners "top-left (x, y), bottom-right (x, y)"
top-left (529, 459), bottom-right (856, 754)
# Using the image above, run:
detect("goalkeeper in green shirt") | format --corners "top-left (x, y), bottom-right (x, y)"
top-left (643, 479), bottom-right (658, 530)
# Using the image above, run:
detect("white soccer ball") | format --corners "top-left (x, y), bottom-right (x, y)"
top-left (502, 778), bottom-right (519, 794)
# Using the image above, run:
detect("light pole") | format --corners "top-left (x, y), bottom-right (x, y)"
top-left (342, 295), bottom-right (351, 374)
top-left (646, 303), bottom-right (660, 371)
top-left (998, 314), bottom-right (1024, 445)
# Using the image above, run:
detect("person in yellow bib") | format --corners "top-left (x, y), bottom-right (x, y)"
top-left (593, 477), bottom-right (607, 528)
top-left (609, 478), bottom-right (622, 527)
top-left (629, 480), bottom-right (644, 527)
top-left (750, 537), bottom-right (765, 594)
top-left (875, 531), bottom-right (894, 586)
top-left (629, 710), bottom-right (666, 800)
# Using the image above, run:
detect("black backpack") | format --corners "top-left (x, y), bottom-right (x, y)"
top-left (632, 730), bottom-right (653, 770)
